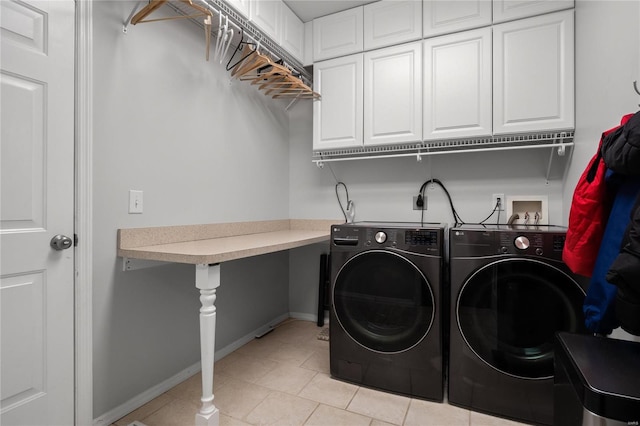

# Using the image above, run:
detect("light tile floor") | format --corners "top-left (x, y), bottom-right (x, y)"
top-left (113, 319), bottom-right (530, 426)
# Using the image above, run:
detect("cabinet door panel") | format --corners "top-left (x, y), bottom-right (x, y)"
top-left (493, 10), bottom-right (574, 134)
top-left (423, 28), bottom-right (492, 140)
top-left (423, 0), bottom-right (492, 37)
top-left (365, 42), bottom-right (422, 146)
top-left (225, 0), bottom-right (250, 18)
top-left (281, 4), bottom-right (304, 61)
top-left (313, 54), bottom-right (364, 150)
top-left (313, 7), bottom-right (363, 62)
top-left (250, 0), bottom-right (281, 41)
top-left (364, 1), bottom-right (422, 50)
top-left (493, 0), bottom-right (574, 23)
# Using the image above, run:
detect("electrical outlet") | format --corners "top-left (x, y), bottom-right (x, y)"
top-left (492, 193), bottom-right (505, 211)
top-left (413, 195), bottom-right (427, 211)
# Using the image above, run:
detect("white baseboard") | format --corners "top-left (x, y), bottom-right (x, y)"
top-left (93, 312), bottom-right (291, 426)
top-left (289, 311), bottom-right (329, 325)
top-left (93, 362), bottom-right (201, 426)
top-left (288, 312), bottom-right (317, 322)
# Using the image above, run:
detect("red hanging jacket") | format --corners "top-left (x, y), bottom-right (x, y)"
top-left (563, 114), bottom-right (634, 277)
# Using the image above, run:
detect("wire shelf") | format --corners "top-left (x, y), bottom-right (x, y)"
top-left (312, 131), bottom-right (575, 164)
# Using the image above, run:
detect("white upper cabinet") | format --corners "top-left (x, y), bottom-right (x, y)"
top-left (250, 0), bottom-right (281, 43)
top-left (423, 0), bottom-right (492, 38)
top-left (303, 21), bottom-right (313, 66)
top-left (365, 42), bottom-right (423, 146)
top-left (313, 7), bottom-right (364, 62)
top-left (363, 1), bottom-right (422, 51)
top-left (493, 10), bottom-right (574, 134)
top-left (423, 27), bottom-right (492, 140)
top-left (313, 54), bottom-right (364, 150)
top-left (225, 0), bottom-right (250, 18)
top-left (493, 0), bottom-right (574, 23)
top-left (280, 4), bottom-right (304, 62)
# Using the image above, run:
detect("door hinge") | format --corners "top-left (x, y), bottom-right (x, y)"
top-left (74, 233), bottom-right (79, 247)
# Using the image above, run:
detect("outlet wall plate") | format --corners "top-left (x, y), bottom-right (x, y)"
top-left (492, 193), bottom-right (505, 211)
top-left (413, 195), bottom-right (427, 211)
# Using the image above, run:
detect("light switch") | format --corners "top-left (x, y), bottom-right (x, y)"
top-left (129, 190), bottom-right (143, 214)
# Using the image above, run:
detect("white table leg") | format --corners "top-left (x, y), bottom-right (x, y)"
top-left (195, 263), bottom-right (220, 426)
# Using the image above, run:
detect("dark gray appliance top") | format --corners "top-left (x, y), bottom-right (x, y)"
top-left (556, 332), bottom-right (640, 419)
top-left (453, 223), bottom-right (568, 232)
top-left (342, 221), bottom-right (446, 229)
top-left (330, 222), bottom-right (445, 255)
top-left (449, 224), bottom-right (567, 259)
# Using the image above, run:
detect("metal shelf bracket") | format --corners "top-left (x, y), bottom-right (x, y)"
top-left (123, 1), bottom-right (143, 34)
top-left (122, 257), bottom-right (171, 271)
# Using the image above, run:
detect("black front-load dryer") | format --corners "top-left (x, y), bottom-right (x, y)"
top-left (329, 222), bottom-right (445, 401)
top-left (448, 224), bottom-right (589, 425)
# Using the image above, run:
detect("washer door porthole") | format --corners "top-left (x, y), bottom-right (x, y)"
top-left (333, 250), bottom-right (435, 354)
top-left (457, 258), bottom-right (586, 379)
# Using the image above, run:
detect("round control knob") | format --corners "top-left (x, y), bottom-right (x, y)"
top-left (500, 246), bottom-right (508, 254)
top-left (375, 231), bottom-right (387, 244)
top-left (514, 236), bottom-right (530, 250)
top-left (536, 248), bottom-right (543, 256)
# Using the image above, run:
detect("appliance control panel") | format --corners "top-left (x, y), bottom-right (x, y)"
top-left (331, 225), bottom-right (442, 255)
top-left (450, 227), bottom-right (566, 260)
top-left (498, 232), bottom-right (564, 259)
top-left (405, 230), bottom-right (440, 247)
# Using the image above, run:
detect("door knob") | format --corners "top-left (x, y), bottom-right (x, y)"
top-left (50, 234), bottom-right (73, 250)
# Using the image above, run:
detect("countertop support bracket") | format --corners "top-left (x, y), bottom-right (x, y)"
top-left (122, 257), bottom-right (171, 271)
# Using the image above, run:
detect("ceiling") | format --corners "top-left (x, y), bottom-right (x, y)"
top-left (282, 0), bottom-right (379, 22)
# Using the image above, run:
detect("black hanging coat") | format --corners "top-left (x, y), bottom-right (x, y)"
top-left (601, 110), bottom-right (640, 335)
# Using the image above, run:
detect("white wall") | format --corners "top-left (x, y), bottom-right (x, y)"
top-left (92, 1), bottom-right (293, 418)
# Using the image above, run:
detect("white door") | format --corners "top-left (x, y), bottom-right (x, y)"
top-left (493, 9), bottom-right (574, 135)
top-left (423, 27), bottom-right (492, 140)
top-left (313, 54), bottom-right (364, 151)
top-left (364, 42), bottom-right (422, 146)
top-left (1, 1), bottom-right (75, 425)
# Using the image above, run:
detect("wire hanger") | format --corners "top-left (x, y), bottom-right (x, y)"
top-left (226, 29), bottom-right (255, 71)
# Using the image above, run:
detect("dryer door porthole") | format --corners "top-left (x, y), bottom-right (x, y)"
top-left (456, 258), bottom-right (586, 380)
top-left (332, 250), bottom-right (435, 354)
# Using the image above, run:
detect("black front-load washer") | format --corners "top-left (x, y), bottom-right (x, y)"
top-left (329, 222), bottom-right (445, 401)
top-left (448, 224), bottom-right (589, 425)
